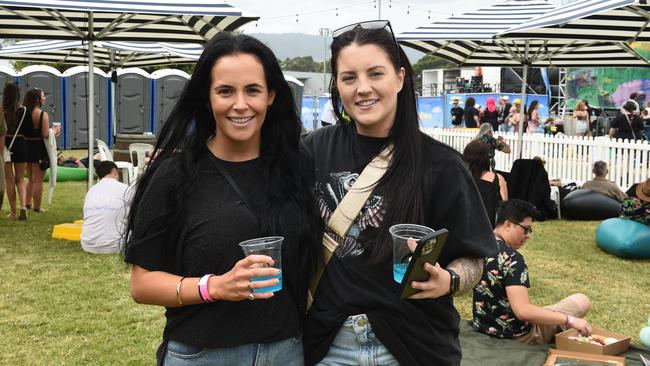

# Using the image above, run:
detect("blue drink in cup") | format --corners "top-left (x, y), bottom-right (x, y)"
top-left (389, 224), bottom-right (435, 283)
top-left (238, 236), bottom-right (283, 293)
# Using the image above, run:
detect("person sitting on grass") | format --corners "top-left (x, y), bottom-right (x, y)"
top-left (582, 161), bottom-right (627, 203)
top-left (620, 178), bottom-right (650, 226)
top-left (472, 199), bottom-right (593, 344)
top-left (81, 161), bottom-right (131, 254)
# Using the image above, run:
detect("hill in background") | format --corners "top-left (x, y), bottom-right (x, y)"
top-left (251, 32), bottom-right (425, 64)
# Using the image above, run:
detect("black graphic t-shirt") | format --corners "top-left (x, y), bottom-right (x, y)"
top-left (472, 239), bottom-right (532, 339)
top-left (302, 123), bottom-right (497, 366)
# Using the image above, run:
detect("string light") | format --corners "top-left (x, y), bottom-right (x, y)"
top-left (252, 1), bottom-right (455, 27)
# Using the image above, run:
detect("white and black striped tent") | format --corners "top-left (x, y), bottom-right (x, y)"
top-left (396, 0), bottom-right (649, 157)
top-left (501, 0), bottom-right (650, 42)
top-left (0, 0), bottom-right (257, 185)
top-left (396, 0), bottom-right (648, 68)
top-left (0, 40), bottom-right (201, 67)
top-left (0, 0), bottom-right (255, 42)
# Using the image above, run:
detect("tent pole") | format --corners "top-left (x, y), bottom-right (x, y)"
top-left (517, 40), bottom-right (529, 159)
top-left (87, 11), bottom-right (95, 188)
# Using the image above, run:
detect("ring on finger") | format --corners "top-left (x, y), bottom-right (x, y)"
top-left (248, 290), bottom-right (255, 301)
top-left (247, 280), bottom-right (253, 292)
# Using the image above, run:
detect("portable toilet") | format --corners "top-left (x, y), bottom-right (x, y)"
top-left (114, 68), bottom-right (151, 135)
top-left (0, 65), bottom-right (17, 101)
top-left (151, 69), bottom-right (189, 135)
top-left (18, 65), bottom-right (64, 147)
top-left (62, 66), bottom-right (109, 149)
top-left (284, 74), bottom-right (304, 115)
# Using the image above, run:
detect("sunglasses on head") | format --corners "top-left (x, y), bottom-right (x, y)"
top-left (332, 20), bottom-right (399, 49)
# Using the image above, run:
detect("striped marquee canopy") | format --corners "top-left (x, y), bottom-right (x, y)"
top-left (501, 0), bottom-right (650, 43)
top-left (396, 0), bottom-right (649, 67)
top-left (0, 0), bottom-right (257, 186)
top-left (0, 0), bottom-right (257, 43)
top-left (0, 40), bottom-right (202, 67)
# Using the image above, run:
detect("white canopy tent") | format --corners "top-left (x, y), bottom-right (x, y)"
top-left (0, 0), bottom-right (257, 186)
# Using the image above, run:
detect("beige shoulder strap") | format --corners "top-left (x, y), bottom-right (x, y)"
top-left (327, 145), bottom-right (391, 237)
top-left (308, 144), bottom-right (392, 309)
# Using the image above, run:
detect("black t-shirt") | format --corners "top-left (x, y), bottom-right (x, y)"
top-left (124, 152), bottom-right (306, 349)
top-left (451, 106), bottom-right (464, 126)
top-left (302, 123), bottom-right (497, 366)
top-left (465, 106), bottom-right (479, 128)
top-left (611, 113), bottom-right (645, 140)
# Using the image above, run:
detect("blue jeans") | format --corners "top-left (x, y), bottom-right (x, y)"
top-left (316, 314), bottom-right (399, 366)
top-left (164, 336), bottom-right (303, 366)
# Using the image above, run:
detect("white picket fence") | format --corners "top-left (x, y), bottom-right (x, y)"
top-left (422, 128), bottom-right (650, 190)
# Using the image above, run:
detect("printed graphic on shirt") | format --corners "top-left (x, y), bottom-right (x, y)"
top-left (315, 171), bottom-right (385, 258)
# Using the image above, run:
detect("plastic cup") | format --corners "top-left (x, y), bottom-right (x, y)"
top-left (389, 224), bottom-right (435, 283)
top-left (238, 236), bottom-right (283, 293)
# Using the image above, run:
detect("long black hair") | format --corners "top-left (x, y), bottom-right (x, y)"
top-left (462, 140), bottom-right (490, 181)
top-left (329, 25), bottom-right (425, 260)
top-left (2, 83), bottom-right (20, 131)
top-left (123, 33), bottom-right (322, 274)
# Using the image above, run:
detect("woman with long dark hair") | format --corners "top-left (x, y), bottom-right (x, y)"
top-left (23, 88), bottom-right (50, 213)
top-left (526, 100), bottom-right (540, 133)
top-left (303, 20), bottom-right (496, 366)
top-left (3, 83), bottom-right (28, 220)
top-left (464, 96), bottom-right (480, 128)
top-left (463, 140), bottom-right (508, 228)
top-left (123, 33), bottom-right (322, 365)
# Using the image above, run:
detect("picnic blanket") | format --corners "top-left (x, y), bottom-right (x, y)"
top-left (459, 320), bottom-right (650, 366)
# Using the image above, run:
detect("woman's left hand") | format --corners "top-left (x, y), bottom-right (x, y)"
top-left (407, 262), bottom-right (451, 300)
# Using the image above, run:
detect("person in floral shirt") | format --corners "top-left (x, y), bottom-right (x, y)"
top-left (472, 199), bottom-right (593, 344)
top-left (620, 178), bottom-right (650, 225)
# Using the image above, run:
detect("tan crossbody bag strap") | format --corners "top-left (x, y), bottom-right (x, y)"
top-left (308, 144), bottom-right (392, 309)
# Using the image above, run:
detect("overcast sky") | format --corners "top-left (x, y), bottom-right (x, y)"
top-left (229, 0), bottom-right (565, 35)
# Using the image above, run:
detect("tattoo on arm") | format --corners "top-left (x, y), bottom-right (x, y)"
top-left (447, 257), bottom-right (483, 297)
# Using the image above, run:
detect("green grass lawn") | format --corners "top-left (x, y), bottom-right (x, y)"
top-left (1, 181), bottom-right (649, 364)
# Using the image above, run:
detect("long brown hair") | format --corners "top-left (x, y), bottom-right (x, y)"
top-left (2, 83), bottom-right (20, 131)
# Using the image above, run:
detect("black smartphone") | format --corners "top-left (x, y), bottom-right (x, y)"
top-left (398, 228), bottom-right (449, 299)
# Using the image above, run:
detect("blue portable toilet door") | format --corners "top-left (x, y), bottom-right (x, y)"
top-left (116, 70), bottom-right (151, 134)
top-left (64, 67), bottom-right (109, 149)
top-left (153, 72), bottom-right (188, 135)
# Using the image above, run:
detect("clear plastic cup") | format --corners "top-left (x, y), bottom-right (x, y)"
top-left (238, 236), bottom-right (283, 292)
top-left (389, 224), bottom-right (435, 283)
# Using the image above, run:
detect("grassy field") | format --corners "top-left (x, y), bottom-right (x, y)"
top-left (1, 180), bottom-right (649, 364)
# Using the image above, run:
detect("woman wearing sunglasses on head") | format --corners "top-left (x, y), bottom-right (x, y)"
top-left (302, 20), bottom-right (497, 366)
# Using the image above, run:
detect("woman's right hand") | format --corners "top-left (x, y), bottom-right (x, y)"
top-left (208, 255), bottom-right (280, 302)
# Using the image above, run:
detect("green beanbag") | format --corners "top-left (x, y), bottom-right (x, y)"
top-left (44, 167), bottom-right (88, 182)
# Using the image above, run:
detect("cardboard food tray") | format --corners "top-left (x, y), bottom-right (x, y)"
top-left (555, 326), bottom-right (631, 356)
top-left (544, 348), bottom-right (626, 366)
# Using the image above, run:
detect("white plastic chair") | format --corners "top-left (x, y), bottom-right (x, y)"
top-left (128, 143), bottom-right (154, 179)
top-left (96, 139), bottom-right (134, 185)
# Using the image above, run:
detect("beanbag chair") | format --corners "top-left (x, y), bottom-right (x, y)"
top-left (561, 189), bottom-right (621, 220)
top-left (44, 167), bottom-right (88, 182)
top-left (596, 218), bottom-right (650, 259)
